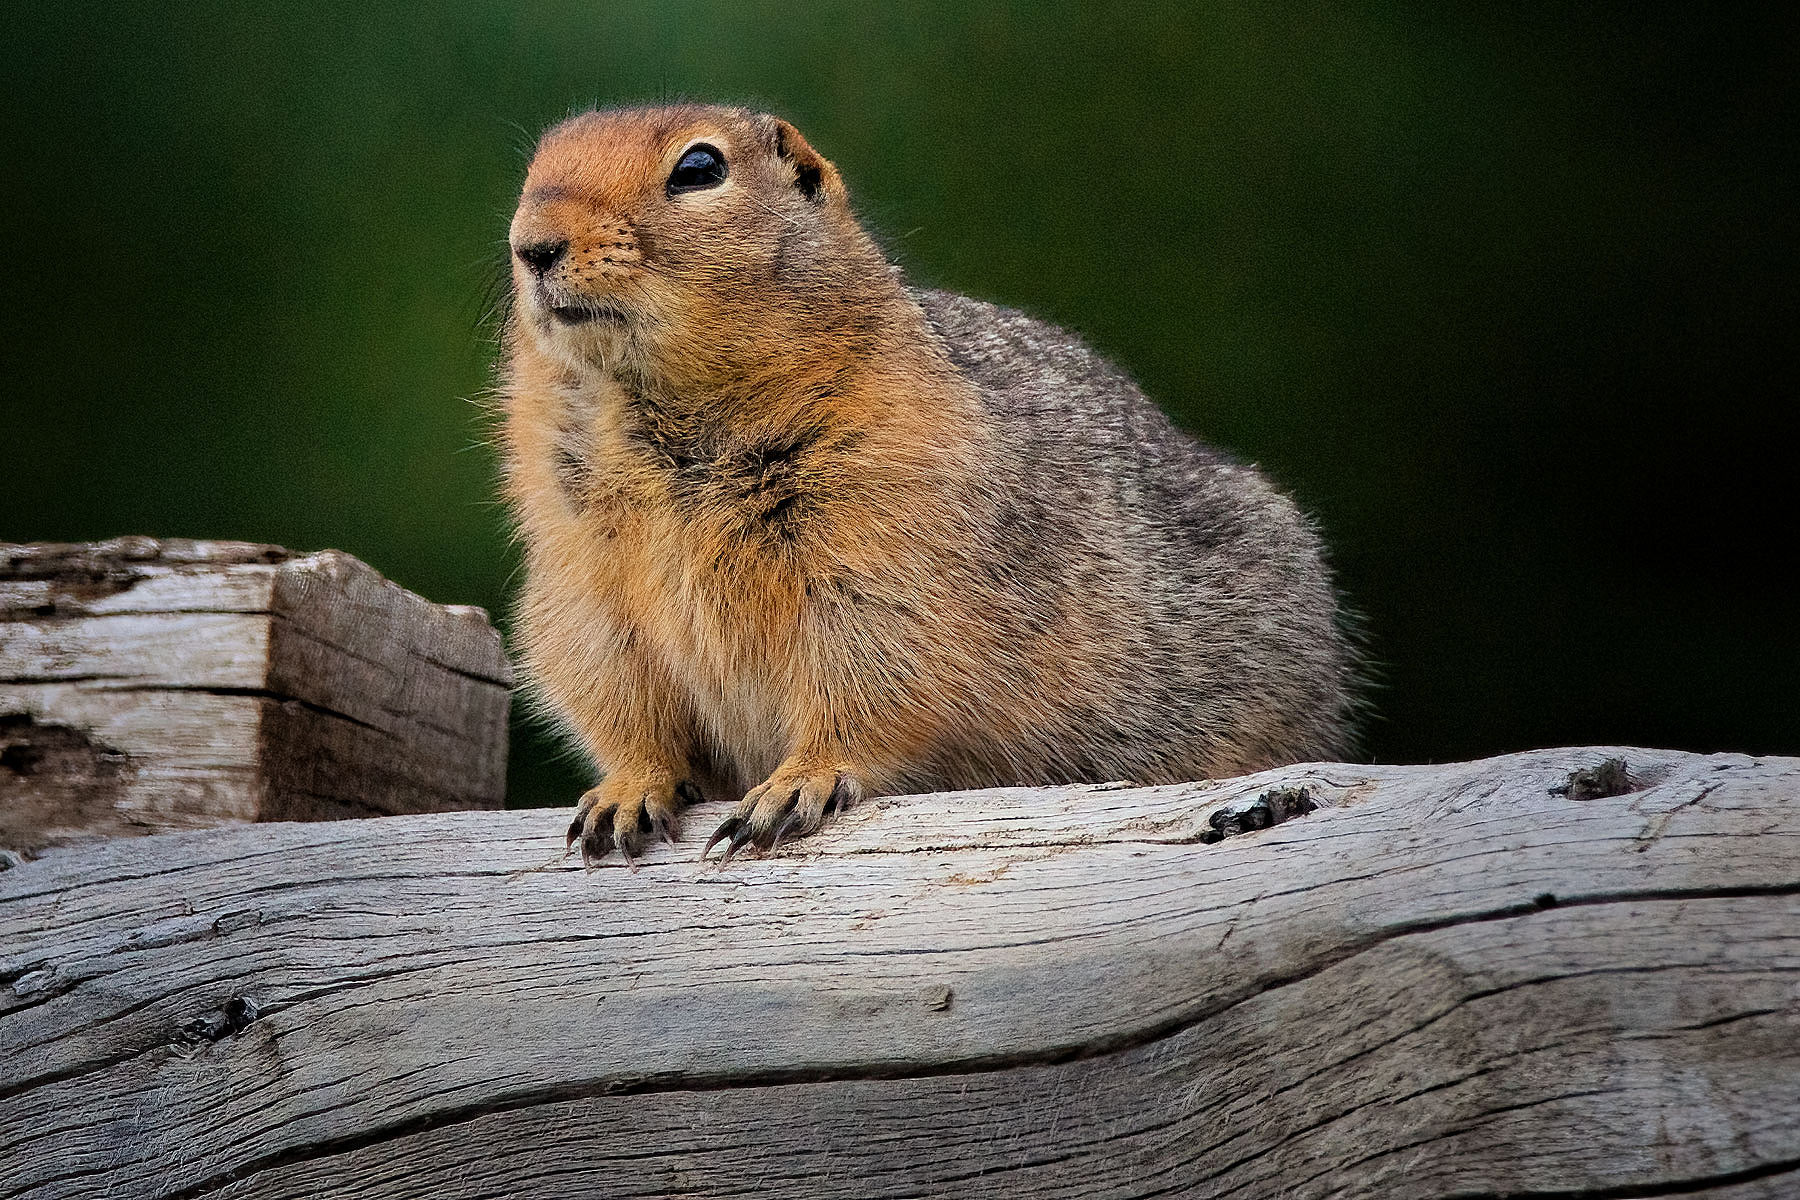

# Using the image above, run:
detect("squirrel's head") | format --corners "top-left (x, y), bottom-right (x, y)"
top-left (509, 105), bottom-right (878, 385)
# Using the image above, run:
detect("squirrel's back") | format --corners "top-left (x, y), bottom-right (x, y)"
top-left (913, 287), bottom-right (1353, 783)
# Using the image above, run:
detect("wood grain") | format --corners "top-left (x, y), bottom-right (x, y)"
top-left (1, 746), bottom-right (1795, 1198)
top-left (0, 538), bottom-right (511, 853)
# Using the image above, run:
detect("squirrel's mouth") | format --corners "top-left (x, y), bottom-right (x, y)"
top-left (549, 302), bottom-right (629, 327)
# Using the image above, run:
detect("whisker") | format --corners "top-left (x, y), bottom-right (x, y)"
top-left (744, 192), bottom-right (803, 231)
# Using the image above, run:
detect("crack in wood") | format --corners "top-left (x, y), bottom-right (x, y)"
top-left (122, 881), bottom-right (1800, 1200)
top-left (1440, 1154), bottom-right (1800, 1199)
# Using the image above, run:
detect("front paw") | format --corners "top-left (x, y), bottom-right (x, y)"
top-left (567, 774), bottom-right (701, 867)
top-left (702, 761), bottom-right (867, 864)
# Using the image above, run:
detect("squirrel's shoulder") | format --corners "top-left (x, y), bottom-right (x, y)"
top-left (910, 287), bottom-right (1140, 411)
top-left (907, 286), bottom-right (1314, 556)
top-left (908, 285), bottom-right (1239, 476)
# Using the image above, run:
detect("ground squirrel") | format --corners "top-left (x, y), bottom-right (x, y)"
top-left (499, 104), bottom-right (1355, 865)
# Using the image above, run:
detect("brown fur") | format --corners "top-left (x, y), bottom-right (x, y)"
top-left (499, 105), bottom-right (1355, 864)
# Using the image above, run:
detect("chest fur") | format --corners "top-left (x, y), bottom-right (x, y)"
top-left (537, 390), bottom-right (829, 712)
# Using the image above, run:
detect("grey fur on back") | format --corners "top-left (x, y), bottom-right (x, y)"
top-left (911, 287), bottom-right (1354, 781)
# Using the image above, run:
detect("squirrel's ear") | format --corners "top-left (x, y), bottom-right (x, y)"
top-left (755, 116), bottom-right (845, 206)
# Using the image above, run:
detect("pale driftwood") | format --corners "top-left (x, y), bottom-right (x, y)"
top-left (0, 538), bottom-right (511, 854)
top-left (2, 746), bottom-right (1796, 1199)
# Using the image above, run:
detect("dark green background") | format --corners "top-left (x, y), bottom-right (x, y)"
top-left (5, 3), bottom-right (1796, 807)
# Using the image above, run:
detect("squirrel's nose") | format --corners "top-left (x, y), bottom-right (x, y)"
top-left (515, 239), bottom-right (569, 277)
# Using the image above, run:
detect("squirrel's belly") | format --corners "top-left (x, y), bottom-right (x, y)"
top-left (691, 673), bottom-right (789, 787)
top-left (627, 539), bottom-right (805, 787)
top-left (528, 549), bottom-right (793, 788)
top-left (678, 590), bottom-right (803, 786)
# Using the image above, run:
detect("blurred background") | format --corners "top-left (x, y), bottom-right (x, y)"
top-left (4, 3), bottom-right (1795, 807)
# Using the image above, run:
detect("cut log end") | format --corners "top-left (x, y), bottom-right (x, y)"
top-left (1, 539), bottom-right (512, 857)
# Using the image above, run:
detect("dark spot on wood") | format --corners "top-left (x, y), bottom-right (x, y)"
top-left (1553, 758), bottom-right (1634, 801)
top-left (0, 713), bottom-right (137, 855)
top-left (1261, 786), bottom-right (1318, 821)
top-left (0, 724), bottom-right (46, 775)
top-left (1, 574), bottom-right (142, 619)
top-left (1200, 786), bottom-right (1316, 844)
top-left (1534, 892), bottom-right (1559, 909)
top-left (179, 995), bottom-right (260, 1044)
top-left (224, 996), bottom-right (259, 1030)
top-left (2, 538), bottom-right (291, 584)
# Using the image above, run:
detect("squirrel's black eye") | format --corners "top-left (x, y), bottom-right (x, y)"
top-left (667, 144), bottom-right (727, 194)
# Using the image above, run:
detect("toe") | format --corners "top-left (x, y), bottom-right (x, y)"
top-left (704, 792), bottom-right (772, 865)
top-left (566, 777), bottom-right (693, 867)
top-left (580, 822), bottom-right (614, 868)
top-left (567, 784), bottom-right (605, 850)
top-left (772, 777), bottom-right (834, 850)
top-left (644, 789), bottom-right (683, 845)
top-left (745, 785), bottom-right (803, 849)
top-left (612, 800), bottom-right (648, 867)
top-left (703, 807), bottom-right (764, 865)
top-left (829, 773), bottom-right (865, 813)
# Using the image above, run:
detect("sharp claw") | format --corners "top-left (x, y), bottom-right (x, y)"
top-left (653, 814), bottom-right (676, 845)
top-left (769, 809), bottom-right (804, 854)
top-left (829, 775), bottom-right (864, 814)
top-left (720, 825), bottom-right (756, 867)
top-left (751, 788), bottom-right (804, 854)
top-left (702, 818), bottom-right (741, 862)
top-left (566, 816), bottom-right (585, 849)
top-left (619, 838), bottom-right (639, 871)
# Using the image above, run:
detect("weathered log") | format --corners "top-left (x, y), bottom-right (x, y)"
top-left (1, 746), bottom-right (1796, 1199)
top-left (0, 539), bottom-right (511, 855)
